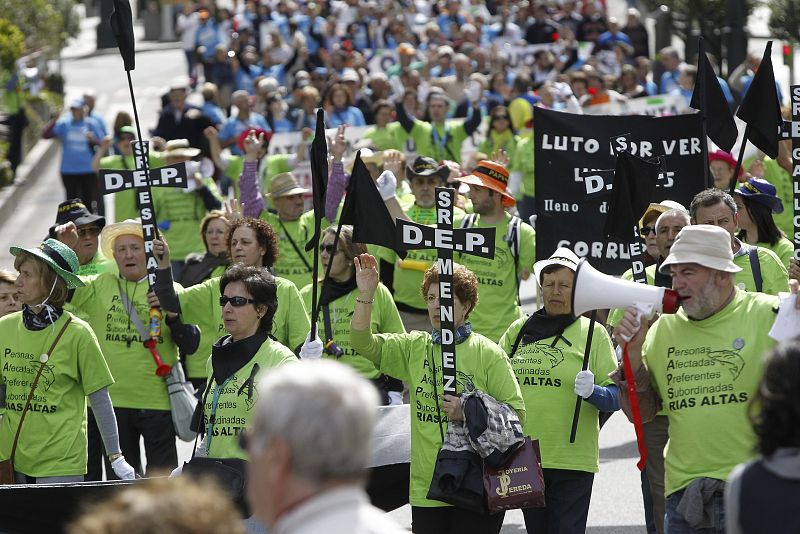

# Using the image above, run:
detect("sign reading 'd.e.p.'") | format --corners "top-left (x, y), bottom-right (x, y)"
top-left (396, 188), bottom-right (495, 395)
top-left (534, 107), bottom-right (705, 274)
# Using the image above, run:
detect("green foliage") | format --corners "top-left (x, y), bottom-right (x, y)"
top-left (0, 0), bottom-right (80, 56)
top-left (0, 19), bottom-right (25, 70)
top-left (768, 0), bottom-right (800, 44)
top-left (639, 0), bottom-right (755, 60)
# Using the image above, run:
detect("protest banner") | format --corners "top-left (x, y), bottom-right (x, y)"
top-left (534, 107), bottom-right (706, 274)
top-left (583, 93), bottom-right (690, 117)
top-left (782, 85), bottom-right (800, 259)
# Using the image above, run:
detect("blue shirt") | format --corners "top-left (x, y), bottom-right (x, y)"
top-left (234, 65), bottom-right (263, 94)
top-left (53, 117), bottom-right (104, 174)
top-left (88, 110), bottom-right (108, 138)
top-left (201, 102), bottom-right (226, 125)
top-left (326, 106), bottom-right (366, 128)
top-left (195, 22), bottom-right (219, 60)
top-left (659, 69), bottom-right (681, 94)
top-left (741, 76), bottom-right (784, 105)
top-left (218, 114), bottom-right (271, 155)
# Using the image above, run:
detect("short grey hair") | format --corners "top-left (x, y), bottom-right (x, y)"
top-left (689, 188), bottom-right (737, 221)
top-left (655, 208), bottom-right (690, 232)
top-left (250, 360), bottom-right (379, 484)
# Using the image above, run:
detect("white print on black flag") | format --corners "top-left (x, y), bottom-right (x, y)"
top-left (534, 107), bottom-right (706, 274)
top-left (780, 85), bottom-right (800, 260)
top-left (396, 188), bottom-right (495, 394)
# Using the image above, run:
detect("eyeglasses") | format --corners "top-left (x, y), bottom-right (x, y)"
top-left (219, 295), bottom-right (256, 307)
top-left (77, 226), bottom-right (101, 237)
top-left (319, 244), bottom-right (338, 255)
top-left (639, 226), bottom-right (656, 237)
top-left (493, 115), bottom-right (510, 120)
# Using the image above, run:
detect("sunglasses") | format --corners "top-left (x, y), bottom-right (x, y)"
top-left (219, 295), bottom-right (256, 307)
top-left (493, 115), bottom-right (510, 120)
top-left (319, 244), bottom-right (338, 255)
top-left (639, 226), bottom-right (656, 237)
top-left (77, 226), bottom-right (101, 237)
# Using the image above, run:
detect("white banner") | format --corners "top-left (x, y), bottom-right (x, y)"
top-left (583, 93), bottom-right (691, 117)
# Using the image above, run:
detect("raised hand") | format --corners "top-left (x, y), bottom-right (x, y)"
top-left (329, 125), bottom-right (347, 162)
top-left (382, 149), bottom-right (405, 182)
top-left (152, 237), bottom-right (171, 269)
top-left (354, 253), bottom-right (379, 299)
top-left (490, 148), bottom-right (510, 168)
top-left (223, 198), bottom-right (244, 222)
top-left (54, 222), bottom-right (80, 251)
top-left (243, 129), bottom-right (266, 162)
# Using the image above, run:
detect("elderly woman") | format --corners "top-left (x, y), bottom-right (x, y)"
top-left (0, 239), bottom-right (135, 483)
top-left (734, 178), bottom-right (794, 269)
top-left (498, 248), bottom-right (619, 534)
top-left (154, 217), bottom-right (310, 390)
top-left (179, 210), bottom-right (230, 288)
top-left (192, 265), bottom-right (295, 461)
top-left (351, 254), bottom-right (524, 534)
top-left (300, 226), bottom-right (405, 404)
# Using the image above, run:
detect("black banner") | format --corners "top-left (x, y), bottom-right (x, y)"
top-left (781, 85), bottom-right (800, 259)
top-left (534, 107), bottom-right (706, 274)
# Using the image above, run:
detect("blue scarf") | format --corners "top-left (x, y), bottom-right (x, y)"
top-left (431, 322), bottom-right (473, 345)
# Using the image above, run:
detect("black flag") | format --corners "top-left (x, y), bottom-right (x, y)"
top-left (736, 41), bottom-right (782, 159)
top-left (690, 38), bottom-right (737, 152)
top-left (305, 109), bottom-right (328, 250)
top-left (110, 0), bottom-right (136, 71)
top-left (603, 152), bottom-right (661, 241)
top-left (340, 153), bottom-right (407, 258)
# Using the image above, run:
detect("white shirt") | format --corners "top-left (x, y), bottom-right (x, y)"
top-left (272, 486), bottom-right (408, 534)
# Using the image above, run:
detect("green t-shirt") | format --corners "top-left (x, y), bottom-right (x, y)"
top-left (70, 273), bottom-right (180, 410)
top-left (351, 329), bottom-right (525, 507)
top-left (511, 132), bottom-right (535, 198)
top-left (733, 244), bottom-right (789, 295)
top-left (299, 282), bottom-right (404, 379)
top-left (409, 120), bottom-right (470, 164)
top-left (99, 154), bottom-right (166, 223)
top-left (744, 156), bottom-right (794, 238)
top-left (67, 252), bottom-right (119, 323)
top-left (152, 178), bottom-right (222, 261)
top-left (499, 316), bottom-right (617, 473)
top-left (178, 275), bottom-right (310, 378)
top-left (607, 264), bottom-right (658, 327)
top-left (760, 237), bottom-right (794, 269)
top-left (455, 213), bottom-right (537, 343)
top-left (363, 123), bottom-right (409, 152)
top-left (478, 131), bottom-right (517, 166)
top-left (202, 337), bottom-right (296, 460)
top-left (374, 203), bottom-right (465, 311)
top-left (0, 312), bottom-right (114, 477)
top-left (642, 290), bottom-right (778, 496)
top-left (262, 210), bottom-right (315, 290)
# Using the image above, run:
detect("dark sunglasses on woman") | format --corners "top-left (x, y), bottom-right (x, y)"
top-left (219, 296), bottom-right (256, 307)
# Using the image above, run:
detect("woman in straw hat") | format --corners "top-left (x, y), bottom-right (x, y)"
top-left (498, 248), bottom-right (619, 534)
top-left (0, 239), bottom-right (135, 483)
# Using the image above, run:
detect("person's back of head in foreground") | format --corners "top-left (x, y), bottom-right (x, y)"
top-left (245, 360), bottom-right (380, 528)
top-left (67, 476), bottom-right (245, 534)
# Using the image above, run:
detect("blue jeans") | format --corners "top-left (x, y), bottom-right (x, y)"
top-left (665, 488), bottom-right (726, 534)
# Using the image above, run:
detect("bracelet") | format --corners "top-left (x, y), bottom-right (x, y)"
top-left (356, 298), bottom-right (374, 304)
top-left (108, 452), bottom-right (123, 463)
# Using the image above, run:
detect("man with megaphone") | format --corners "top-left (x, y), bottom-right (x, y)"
top-left (612, 224), bottom-right (800, 534)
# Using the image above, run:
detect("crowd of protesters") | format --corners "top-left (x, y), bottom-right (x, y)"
top-left (1, 1), bottom-right (800, 533)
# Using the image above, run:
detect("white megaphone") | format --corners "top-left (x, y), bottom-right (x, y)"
top-left (571, 259), bottom-right (680, 318)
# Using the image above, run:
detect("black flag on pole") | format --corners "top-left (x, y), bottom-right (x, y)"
top-left (690, 38), bottom-right (737, 153)
top-left (736, 41), bottom-right (783, 159)
top-left (340, 153), bottom-right (407, 258)
top-left (603, 152), bottom-right (662, 241)
top-left (305, 109), bottom-right (328, 250)
top-left (110, 0), bottom-right (136, 71)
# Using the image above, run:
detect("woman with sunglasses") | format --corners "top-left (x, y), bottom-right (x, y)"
top-left (299, 226), bottom-right (405, 405)
top-left (153, 217), bottom-right (310, 391)
top-left (478, 105), bottom-right (517, 164)
top-left (192, 264), bottom-right (295, 462)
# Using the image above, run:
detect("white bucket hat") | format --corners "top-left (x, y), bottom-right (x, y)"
top-left (533, 247), bottom-right (581, 286)
top-left (659, 225), bottom-right (741, 274)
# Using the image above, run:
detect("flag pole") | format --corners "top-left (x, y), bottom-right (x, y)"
top-left (698, 37), bottom-right (711, 190)
top-left (729, 125), bottom-right (750, 195)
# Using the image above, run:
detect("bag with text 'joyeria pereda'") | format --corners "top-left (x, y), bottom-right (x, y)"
top-left (483, 437), bottom-right (546, 512)
top-left (0, 318), bottom-right (72, 485)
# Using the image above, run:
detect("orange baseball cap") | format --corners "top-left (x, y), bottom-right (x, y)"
top-left (459, 160), bottom-right (516, 207)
